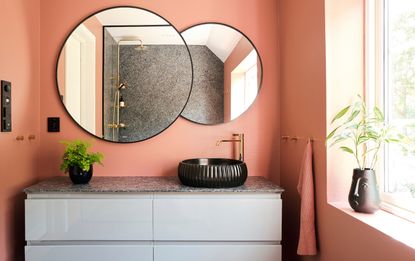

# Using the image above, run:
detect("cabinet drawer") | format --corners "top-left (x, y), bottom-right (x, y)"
top-left (25, 245), bottom-right (153, 261)
top-left (154, 195), bottom-right (281, 241)
top-left (154, 244), bottom-right (281, 261)
top-left (25, 198), bottom-right (152, 241)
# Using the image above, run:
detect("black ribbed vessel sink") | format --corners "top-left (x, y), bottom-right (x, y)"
top-left (178, 158), bottom-right (248, 188)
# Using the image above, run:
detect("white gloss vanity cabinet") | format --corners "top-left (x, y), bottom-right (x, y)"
top-left (24, 177), bottom-right (283, 261)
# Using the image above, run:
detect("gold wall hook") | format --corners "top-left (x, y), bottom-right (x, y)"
top-left (281, 135), bottom-right (320, 142)
top-left (16, 135), bottom-right (24, 141)
top-left (28, 134), bottom-right (36, 141)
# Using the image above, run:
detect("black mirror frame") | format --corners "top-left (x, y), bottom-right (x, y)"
top-left (55, 6), bottom-right (194, 143)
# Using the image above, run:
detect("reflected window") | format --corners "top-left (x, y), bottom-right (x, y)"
top-left (231, 50), bottom-right (258, 120)
top-left (181, 23), bottom-right (263, 125)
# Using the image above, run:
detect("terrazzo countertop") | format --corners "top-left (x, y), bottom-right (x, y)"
top-left (24, 176), bottom-right (284, 194)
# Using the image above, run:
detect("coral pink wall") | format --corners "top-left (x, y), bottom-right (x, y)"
top-left (0, 1), bottom-right (40, 260)
top-left (38, 0), bottom-right (280, 180)
top-left (280, 0), bottom-right (415, 260)
top-left (279, 0), bottom-right (327, 259)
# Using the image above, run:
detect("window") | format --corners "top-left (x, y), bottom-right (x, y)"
top-left (369, 0), bottom-right (415, 221)
top-left (230, 50), bottom-right (258, 120)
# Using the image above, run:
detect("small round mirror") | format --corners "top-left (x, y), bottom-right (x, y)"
top-left (56, 7), bottom-right (193, 142)
top-left (180, 23), bottom-right (263, 125)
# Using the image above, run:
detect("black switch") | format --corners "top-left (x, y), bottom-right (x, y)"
top-left (1, 80), bottom-right (11, 132)
top-left (47, 117), bottom-right (60, 132)
top-left (3, 84), bottom-right (10, 92)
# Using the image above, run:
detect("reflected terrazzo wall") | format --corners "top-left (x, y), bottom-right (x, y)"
top-left (181, 45), bottom-right (224, 124)
top-left (103, 43), bottom-right (224, 141)
top-left (118, 45), bottom-right (192, 142)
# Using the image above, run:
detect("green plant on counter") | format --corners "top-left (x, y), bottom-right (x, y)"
top-left (326, 95), bottom-right (407, 170)
top-left (60, 140), bottom-right (104, 172)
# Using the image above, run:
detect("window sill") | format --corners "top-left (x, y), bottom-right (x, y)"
top-left (329, 201), bottom-right (415, 249)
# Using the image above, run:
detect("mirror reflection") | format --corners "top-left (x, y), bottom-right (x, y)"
top-left (181, 23), bottom-right (262, 125)
top-left (57, 7), bottom-right (192, 142)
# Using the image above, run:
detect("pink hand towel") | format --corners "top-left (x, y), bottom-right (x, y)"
top-left (297, 139), bottom-right (317, 255)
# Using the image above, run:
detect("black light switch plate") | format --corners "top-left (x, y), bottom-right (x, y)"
top-left (1, 80), bottom-right (12, 132)
top-left (47, 117), bottom-right (60, 132)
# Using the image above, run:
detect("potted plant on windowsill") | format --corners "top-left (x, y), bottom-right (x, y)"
top-left (60, 140), bottom-right (104, 184)
top-left (327, 96), bottom-right (406, 213)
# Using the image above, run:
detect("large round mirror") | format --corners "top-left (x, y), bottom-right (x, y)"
top-left (56, 7), bottom-right (193, 142)
top-left (180, 23), bottom-right (263, 125)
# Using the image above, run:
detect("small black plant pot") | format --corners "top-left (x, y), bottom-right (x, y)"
top-left (68, 165), bottom-right (93, 184)
top-left (348, 168), bottom-right (380, 213)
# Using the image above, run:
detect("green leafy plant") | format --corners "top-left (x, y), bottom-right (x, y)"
top-left (405, 183), bottom-right (415, 198)
top-left (327, 95), bottom-right (405, 170)
top-left (60, 140), bottom-right (104, 172)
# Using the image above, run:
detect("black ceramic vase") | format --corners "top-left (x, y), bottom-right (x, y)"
top-left (348, 168), bottom-right (380, 213)
top-left (68, 165), bottom-right (93, 184)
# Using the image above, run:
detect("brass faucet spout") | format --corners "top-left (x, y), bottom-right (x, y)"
top-left (216, 134), bottom-right (245, 161)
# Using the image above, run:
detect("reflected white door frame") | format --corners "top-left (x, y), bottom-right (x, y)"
top-left (65, 24), bottom-right (96, 134)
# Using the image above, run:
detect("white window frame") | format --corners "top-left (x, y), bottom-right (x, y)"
top-left (367, 0), bottom-right (415, 222)
top-left (244, 64), bottom-right (258, 106)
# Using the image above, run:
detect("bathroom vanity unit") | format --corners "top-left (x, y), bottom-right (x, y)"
top-left (24, 176), bottom-right (283, 261)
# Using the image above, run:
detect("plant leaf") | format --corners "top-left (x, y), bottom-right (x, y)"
top-left (60, 139), bottom-right (104, 173)
top-left (366, 131), bottom-right (379, 140)
top-left (347, 110), bottom-right (360, 122)
top-left (340, 146), bottom-right (354, 154)
top-left (385, 138), bottom-right (400, 143)
top-left (329, 135), bottom-right (349, 147)
top-left (326, 126), bottom-right (340, 141)
top-left (374, 106), bottom-right (384, 121)
top-left (357, 136), bottom-right (370, 145)
top-left (331, 106), bottom-right (351, 124)
top-left (362, 147), bottom-right (378, 157)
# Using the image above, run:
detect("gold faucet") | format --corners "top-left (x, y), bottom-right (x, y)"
top-left (216, 133), bottom-right (245, 161)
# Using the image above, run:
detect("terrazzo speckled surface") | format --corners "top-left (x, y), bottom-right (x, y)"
top-left (118, 44), bottom-right (192, 142)
top-left (24, 176), bottom-right (284, 194)
top-left (181, 45), bottom-right (224, 124)
top-left (102, 26), bottom-right (192, 142)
